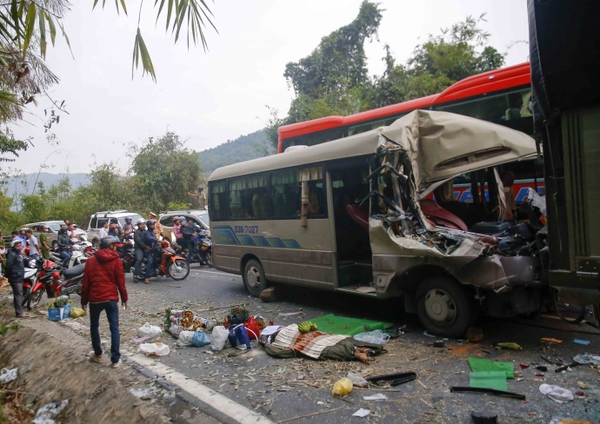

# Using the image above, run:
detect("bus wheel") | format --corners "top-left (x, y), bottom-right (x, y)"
top-left (416, 276), bottom-right (471, 338)
top-left (243, 259), bottom-right (268, 297)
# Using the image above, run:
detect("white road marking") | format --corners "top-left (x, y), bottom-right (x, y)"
top-left (129, 354), bottom-right (273, 424)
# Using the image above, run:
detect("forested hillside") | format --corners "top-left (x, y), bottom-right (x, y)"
top-left (199, 129), bottom-right (272, 173)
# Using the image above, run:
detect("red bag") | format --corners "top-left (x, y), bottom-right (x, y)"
top-left (244, 316), bottom-right (260, 340)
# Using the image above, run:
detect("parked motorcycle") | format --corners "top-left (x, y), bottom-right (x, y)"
top-left (22, 257), bottom-right (85, 310)
top-left (50, 239), bottom-right (89, 268)
top-left (132, 240), bottom-right (190, 281)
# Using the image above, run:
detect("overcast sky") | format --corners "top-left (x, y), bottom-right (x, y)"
top-left (8, 0), bottom-right (529, 176)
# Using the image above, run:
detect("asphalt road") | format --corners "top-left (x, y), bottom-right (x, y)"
top-left (122, 265), bottom-right (600, 424)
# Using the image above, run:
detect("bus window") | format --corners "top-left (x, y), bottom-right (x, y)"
top-left (272, 169), bottom-right (301, 219)
top-left (228, 175), bottom-right (267, 219)
top-left (281, 127), bottom-right (345, 152)
top-left (300, 166), bottom-right (326, 219)
top-left (210, 181), bottom-right (227, 220)
top-left (435, 88), bottom-right (533, 134)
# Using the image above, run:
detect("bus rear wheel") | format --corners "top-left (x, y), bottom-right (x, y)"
top-left (416, 276), bottom-right (472, 339)
top-left (243, 259), bottom-right (268, 297)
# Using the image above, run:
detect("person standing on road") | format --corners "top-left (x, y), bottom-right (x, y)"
top-left (187, 186), bottom-right (207, 209)
top-left (5, 239), bottom-right (27, 318)
top-left (142, 220), bottom-right (158, 284)
top-left (133, 219), bottom-right (147, 283)
top-left (39, 225), bottom-right (51, 260)
top-left (25, 229), bottom-right (40, 260)
top-left (82, 236), bottom-right (128, 368)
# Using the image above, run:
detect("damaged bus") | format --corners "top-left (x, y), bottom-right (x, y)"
top-left (208, 110), bottom-right (549, 337)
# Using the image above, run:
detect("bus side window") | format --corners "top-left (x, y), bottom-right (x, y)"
top-left (272, 169), bottom-right (301, 219)
top-left (210, 182), bottom-right (227, 220)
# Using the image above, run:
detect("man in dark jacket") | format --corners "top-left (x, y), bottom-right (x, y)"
top-left (82, 236), bottom-right (128, 368)
top-left (142, 220), bottom-right (158, 284)
top-left (57, 226), bottom-right (72, 268)
top-left (133, 219), bottom-right (147, 283)
top-left (5, 239), bottom-right (27, 318)
top-left (181, 218), bottom-right (195, 262)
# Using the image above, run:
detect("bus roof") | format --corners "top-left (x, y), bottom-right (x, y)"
top-left (434, 62), bottom-right (531, 106)
top-left (211, 110), bottom-right (536, 192)
top-left (277, 62), bottom-right (531, 145)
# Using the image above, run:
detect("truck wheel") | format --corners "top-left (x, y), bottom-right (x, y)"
top-left (243, 259), bottom-right (268, 297)
top-left (416, 276), bottom-right (472, 338)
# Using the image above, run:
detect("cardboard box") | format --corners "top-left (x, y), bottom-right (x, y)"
top-left (48, 303), bottom-right (72, 321)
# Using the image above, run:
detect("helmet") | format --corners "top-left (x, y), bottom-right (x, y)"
top-left (11, 239), bottom-right (22, 247)
top-left (59, 227), bottom-right (68, 235)
top-left (136, 218), bottom-right (145, 225)
top-left (125, 216), bottom-right (132, 222)
top-left (100, 236), bottom-right (122, 249)
top-left (146, 219), bottom-right (155, 227)
top-left (178, 217), bottom-right (186, 222)
top-left (197, 186), bottom-right (204, 190)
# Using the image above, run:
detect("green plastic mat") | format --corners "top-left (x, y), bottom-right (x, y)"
top-left (469, 371), bottom-right (509, 391)
top-left (468, 357), bottom-right (515, 379)
top-left (309, 314), bottom-right (393, 336)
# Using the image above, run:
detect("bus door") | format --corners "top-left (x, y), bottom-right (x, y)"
top-left (327, 158), bottom-right (373, 291)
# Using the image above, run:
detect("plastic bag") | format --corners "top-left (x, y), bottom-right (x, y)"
top-left (70, 307), bottom-right (87, 318)
top-left (0, 367), bottom-right (18, 383)
top-left (211, 326), bottom-right (229, 351)
top-left (347, 372), bottom-right (368, 388)
top-left (138, 322), bottom-right (162, 339)
top-left (32, 400), bottom-right (69, 424)
top-left (138, 342), bottom-right (170, 356)
top-left (191, 330), bottom-right (211, 347)
top-left (244, 316), bottom-right (260, 340)
top-left (353, 329), bottom-right (390, 345)
top-left (332, 377), bottom-right (353, 396)
top-left (168, 322), bottom-right (182, 338)
top-left (177, 331), bottom-right (195, 347)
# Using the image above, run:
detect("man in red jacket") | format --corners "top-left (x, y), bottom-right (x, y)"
top-left (82, 236), bottom-right (128, 368)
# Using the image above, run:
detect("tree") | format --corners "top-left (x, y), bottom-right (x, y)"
top-left (267, 9), bottom-right (506, 149)
top-left (0, 0), bottom-right (217, 166)
top-left (131, 132), bottom-right (202, 212)
top-left (283, 1), bottom-right (382, 123)
top-left (371, 14), bottom-right (505, 107)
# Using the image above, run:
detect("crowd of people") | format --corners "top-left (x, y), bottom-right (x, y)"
top-left (1, 206), bottom-right (207, 367)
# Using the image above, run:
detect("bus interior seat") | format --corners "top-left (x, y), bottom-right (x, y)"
top-left (419, 199), bottom-right (468, 232)
top-left (346, 203), bottom-right (369, 230)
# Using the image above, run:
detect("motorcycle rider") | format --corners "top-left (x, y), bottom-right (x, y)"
top-left (142, 220), bottom-right (158, 284)
top-left (133, 219), bottom-right (147, 283)
top-left (123, 216), bottom-right (135, 235)
top-left (180, 217), bottom-right (195, 262)
top-left (149, 212), bottom-right (163, 239)
top-left (173, 216), bottom-right (184, 248)
top-left (57, 226), bottom-right (72, 268)
top-left (5, 239), bottom-right (27, 318)
top-left (108, 223), bottom-right (120, 240)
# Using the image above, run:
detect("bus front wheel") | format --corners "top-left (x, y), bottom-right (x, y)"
top-left (416, 276), bottom-right (472, 339)
top-left (243, 259), bottom-right (268, 297)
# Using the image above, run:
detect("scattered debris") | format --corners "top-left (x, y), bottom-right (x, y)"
top-left (332, 377), bottom-right (353, 396)
top-left (465, 327), bottom-right (484, 343)
top-left (128, 388), bottom-right (152, 400)
top-left (577, 381), bottom-right (590, 389)
top-left (137, 322), bottom-right (162, 339)
top-left (259, 287), bottom-right (277, 302)
top-left (347, 372), bottom-right (369, 388)
top-left (353, 329), bottom-right (391, 345)
top-left (278, 311), bottom-right (304, 317)
top-left (573, 353), bottom-right (600, 366)
top-left (496, 342), bottom-right (522, 350)
top-left (471, 411), bottom-right (498, 424)
top-left (138, 342), bottom-right (170, 356)
top-left (433, 340), bottom-right (445, 348)
top-left (363, 393), bottom-right (388, 401)
top-left (541, 337), bottom-right (563, 345)
top-left (573, 339), bottom-right (590, 346)
top-left (366, 371), bottom-right (416, 386)
top-left (539, 384), bottom-right (574, 403)
top-left (0, 367), bottom-right (18, 383)
top-left (450, 387), bottom-right (525, 400)
top-left (31, 400), bottom-right (69, 424)
top-left (352, 408), bottom-right (371, 418)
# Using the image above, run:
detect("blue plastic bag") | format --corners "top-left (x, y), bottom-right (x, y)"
top-left (191, 329), bottom-right (210, 347)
